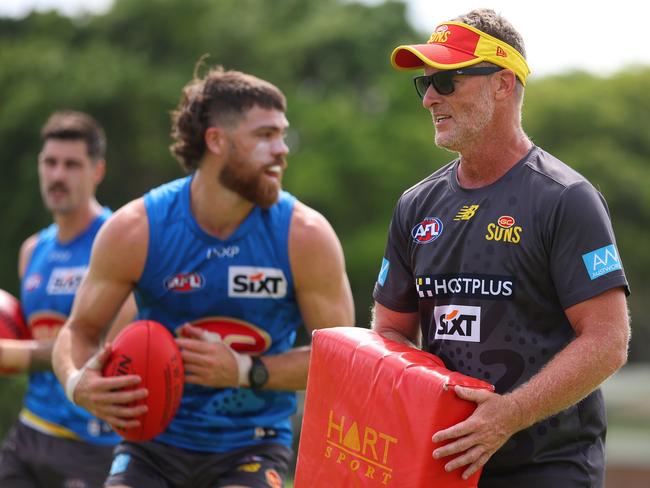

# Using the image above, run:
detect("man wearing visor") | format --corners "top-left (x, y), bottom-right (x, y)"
top-left (372, 8), bottom-right (629, 487)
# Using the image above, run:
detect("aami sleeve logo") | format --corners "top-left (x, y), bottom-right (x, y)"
top-left (581, 244), bottom-right (622, 280)
top-left (377, 258), bottom-right (390, 287)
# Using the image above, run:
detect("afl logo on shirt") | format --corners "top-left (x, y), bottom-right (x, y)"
top-left (46, 266), bottom-right (87, 295)
top-left (411, 217), bottom-right (443, 244)
top-left (228, 266), bottom-right (287, 299)
top-left (165, 272), bottom-right (205, 292)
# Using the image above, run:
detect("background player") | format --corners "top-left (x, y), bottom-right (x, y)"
top-left (52, 66), bottom-right (355, 487)
top-left (372, 8), bottom-right (630, 487)
top-left (0, 111), bottom-right (135, 487)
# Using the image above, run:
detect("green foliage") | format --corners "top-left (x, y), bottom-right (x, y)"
top-left (1, 0), bottom-right (649, 439)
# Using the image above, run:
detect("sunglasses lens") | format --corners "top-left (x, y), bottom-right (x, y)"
top-left (415, 77), bottom-right (430, 98)
top-left (432, 72), bottom-right (454, 95)
top-left (414, 72), bottom-right (455, 98)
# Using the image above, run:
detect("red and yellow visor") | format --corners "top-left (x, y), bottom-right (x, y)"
top-left (391, 21), bottom-right (531, 86)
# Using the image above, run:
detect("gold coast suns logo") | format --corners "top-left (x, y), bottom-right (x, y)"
top-left (428, 24), bottom-right (451, 44)
top-left (485, 215), bottom-right (523, 244)
top-left (178, 317), bottom-right (272, 353)
top-left (324, 409), bottom-right (398, 485)
top-left (28, 311), bottom-right (67, 340)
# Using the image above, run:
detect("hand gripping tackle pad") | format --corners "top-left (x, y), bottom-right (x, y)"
top-left (295, 327), bottom-right (494, 488)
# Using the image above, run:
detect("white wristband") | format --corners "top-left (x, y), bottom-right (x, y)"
top-left (199, 329), bottom-right (253, 386)
top-left (64, 353), bottom-right (102, 404)
top-left (235, 353), bottom-right (253, 387)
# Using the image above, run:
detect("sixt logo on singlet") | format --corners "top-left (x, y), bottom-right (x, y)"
top-left (228, 266), bottom-right (287, 299)
top-left (417, 274), bottom-right (514, 300)
top-left (46, 266), bottom-right (87, 295)
top-left (164, 272), bottom-right (205, 292)
top-left (434, 305), bottom-right (481, 342)
top-left (411, 217), bottom-right (443, 244)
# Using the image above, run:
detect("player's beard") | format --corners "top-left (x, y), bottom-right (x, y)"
top-left (219, 145), bottom-right (284, 209)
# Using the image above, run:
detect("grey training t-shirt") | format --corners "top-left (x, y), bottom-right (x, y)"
top-left (373, 146), bottom-right (629, 487)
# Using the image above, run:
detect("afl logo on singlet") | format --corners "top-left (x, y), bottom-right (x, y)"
top-left (411, 217), bottom-right (443, 244)
top-left (180, 317), bottom-right (272, 354)
top-left (164, 272), bottom-right (205, 292)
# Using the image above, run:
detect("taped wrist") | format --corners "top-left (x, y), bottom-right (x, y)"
top-left (199, 329), bottom-right (253, 386)
top-left (64, 353), bottom-right (102, 404)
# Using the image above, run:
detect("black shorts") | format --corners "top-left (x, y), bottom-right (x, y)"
top-left (0, 421), bottom-right (116, 488)
top-left (104, 440), bottom-right (292, 488)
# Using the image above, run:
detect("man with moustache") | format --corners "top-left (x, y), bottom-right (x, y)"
top-left (0, 111), bottom-right (135, 487)
top-left (52, 66), bottom-right (355, 487)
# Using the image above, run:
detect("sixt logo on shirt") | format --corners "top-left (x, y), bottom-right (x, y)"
top-left (228, 266), bottom-right (287, 299)
top-left (46, 266), bottom-right (87, 295)
top-left (164, 272), bottom-right (205, 292)
top-left (417, 274), bottom-right (514, 300)
top-left (434, 305), bottom-right (481, 342)
top-left (582, 244), bottom-right (622, 280)
top-left (411, 217), bottom-right (443, 244)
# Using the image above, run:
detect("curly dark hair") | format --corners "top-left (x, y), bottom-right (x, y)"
top-left (453, 8), bottom-right (526, 59)
top-left (170, 65), bottom-right (287, 172)
top-left (40, 111), bottom-right (106, 162)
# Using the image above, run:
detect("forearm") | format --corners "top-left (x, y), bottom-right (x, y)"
top-left (371, 304), bottom-right (421, 348)
top-left (0, 339), bottom-right (55, 371)
top-left (262, 346), bottom-right (311, 391)
top-left (52, 324), bottom-right (101, 385)
top-left (505, 329), bottom-right (628, 431)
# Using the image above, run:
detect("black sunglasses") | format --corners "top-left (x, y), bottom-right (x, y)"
top-left (413, 66), bottom-right (504, 98)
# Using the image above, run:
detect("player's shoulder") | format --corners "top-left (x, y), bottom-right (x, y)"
top-left (18, 232), bottom-right (41, 278)
top-left (523, 146), bottom-right (593, 191)
top-left (290, 200), bottom-right (333, 239)
top-left (96, 197), bottom-right (148, 246)
top-left (401, 159), bottom-right (456, 201)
